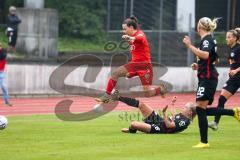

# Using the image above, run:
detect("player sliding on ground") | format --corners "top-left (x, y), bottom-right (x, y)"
top-left (111, 90), bottom-right (240, 135)
top-left (95, 16), bottom-right (167, 103)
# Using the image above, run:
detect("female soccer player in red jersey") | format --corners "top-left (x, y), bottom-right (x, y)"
top-left (95, 16), bottom-right (166, 103)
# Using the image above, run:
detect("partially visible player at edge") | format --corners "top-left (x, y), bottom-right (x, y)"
top-left (95, 16), bottom-right (167, 103)
top-left (208, 28), bottom-right (240, 130)
top-left (183, 17), bottom-right (219, 148)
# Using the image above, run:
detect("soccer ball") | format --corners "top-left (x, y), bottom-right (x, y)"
top-left (0, 115), bottom-right (8, 130)
top-left (93, 104), bottom-right (104, 113)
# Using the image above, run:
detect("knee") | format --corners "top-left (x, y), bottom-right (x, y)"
top-left (144, 92), bottom-right (152, 98)
top-left (142, 87), bottom-right (154, 97)
top-left (130, 121), bottom-right (139, 129)
top-left (138, 102), bottom-right (144, 108)
top-left (111, 70), bottom-right (119, 79)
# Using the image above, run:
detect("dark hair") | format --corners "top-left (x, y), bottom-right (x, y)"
top-left (228, 29), bottom-right (240, 42)
top-left (123, 16), bottom-right (139, 30)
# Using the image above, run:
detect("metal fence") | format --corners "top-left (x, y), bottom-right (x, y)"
top-left (106, 0), bottom-right (231, 67)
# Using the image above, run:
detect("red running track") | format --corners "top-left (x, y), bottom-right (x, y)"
top-left (0, 92), bottom-right (239, 116)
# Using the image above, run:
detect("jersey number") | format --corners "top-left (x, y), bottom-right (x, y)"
top-left (179, 121), bottom-right (186, 127)
top-left (152, 124), bottom-right (160, 131)
top-left (197, 87), bottom-right (205, 98)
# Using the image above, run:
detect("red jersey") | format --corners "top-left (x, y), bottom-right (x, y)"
top-left (0, 60), bottom-right (6, 71)
top-left (129, 30), bottom-right (151, 63)
top-left (0, 48), bottom-right (6, 71)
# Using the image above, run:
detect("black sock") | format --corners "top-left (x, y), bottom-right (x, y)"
top-left (206, 108), bottom-right (234, 116)
top-left (196, 107), bottom-right (208, 143)
top-left (214, 96), bottom-right (227, 124)
top-left (119, 96), bottom-right (139, 108)
top-left (129, 127), bottom-right (137, 133)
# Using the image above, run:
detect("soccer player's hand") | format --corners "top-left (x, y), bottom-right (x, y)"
top-left (122, 35), bottom-right (131, 41)
top-left (191, 63), bottom-right (198, 70)
top-left (183, 36), bottom-right (192, 47)
top-left (162, 105), bottom-right (168, 113)
top-left (214, 58), bottom-right (220, 65)
top-left (229, 69), bottom-right (238, 77)
top-left (171, 96), bottom-right (177, 105)
top-left (122, 35), bottom-right (134, 41)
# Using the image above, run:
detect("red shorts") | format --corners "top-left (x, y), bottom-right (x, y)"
top-left (124, 62), bottom-right (153, 85)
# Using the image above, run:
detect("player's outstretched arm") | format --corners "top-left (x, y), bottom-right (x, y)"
top-left (162, 105), bottom-right (176, 129)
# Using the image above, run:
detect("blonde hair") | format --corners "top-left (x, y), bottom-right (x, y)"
top-left (235, 28), bottom-right (240, 43)
top-left (198, 17), bottom-right (220, 32)
top-left (185, 102), bottom-right (197, 121)
top-left (228, 29), bottom-right (240, 43)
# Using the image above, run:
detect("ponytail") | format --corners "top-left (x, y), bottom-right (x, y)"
top-left (235, 28), bottom-right (240, 43)
top-left (199, 17), bottom-right (221, 32)
top-left (123, 15), bottom-right (139, 30)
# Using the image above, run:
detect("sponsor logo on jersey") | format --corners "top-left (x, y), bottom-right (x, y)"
top-left (230, 52), bottom-right (235, 58)
top-left (223, 83), bottom-right (227, 87)
top-left (203, 40), bottom-right (209, 48)
top-left (213, 39), bottom-right (217, 45)
top-left (130, 44), bottom-right (135, 51)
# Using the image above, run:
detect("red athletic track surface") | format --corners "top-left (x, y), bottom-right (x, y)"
top-left (0, 92), bottom-right (239, 116)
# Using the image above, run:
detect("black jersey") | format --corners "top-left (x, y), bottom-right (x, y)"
top-left (229, 43), bottom-right (240, 78)
top-left (7, 14), bottom-right (21, 31)
top-left (197, 35), bottom-right (219, 80)
top-left (166, 113), bottom-right (190, 133)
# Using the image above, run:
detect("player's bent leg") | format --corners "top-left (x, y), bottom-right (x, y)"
top-left (206, 107), bottom-right (240, 122)
top-left (95, 66), bottom-right (128, 103)
top-left (209, 89), bottom-right (232, 131)
top-left (220, 89), bottom-right (233, 100)
top-left (141, 83), bottom-right (171, 98)
top-left (130, 121), bottom-right (151, 133)
top-left (142, 85), bottom-right (157, 97)
top-left (111, 65), bottom-right (128, 80)
top-left (138, 102), bottom-right (154, 118)
top-left (112, 90), bottom-right (154, 118)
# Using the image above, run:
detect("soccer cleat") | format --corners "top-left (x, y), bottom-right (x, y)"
top-left (208, 121), bottom-right (218, 131)
top-left (192, 142), bottom-right (210, 148)
top-left (5, 102), bottom-right (12, 107)
top-left (95, 93), bottom-right (111, 103)
top-left (111, 90), bottom-right (120, 101)
top-left (159, 82), bottom-right (172, 98)
top-left (233, 107), bottom-right (240, 121)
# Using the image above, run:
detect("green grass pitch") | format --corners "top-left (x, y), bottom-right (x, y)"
top-left (0, 112), bottom-right (240, 160)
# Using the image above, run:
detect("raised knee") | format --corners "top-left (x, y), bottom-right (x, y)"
top-left (138, 102), bottom-right (144, 108)
top-left (144, 92), bottom-right (152, 97)
top-left (111, 71), bottom-right (119, 79)
top-left (131, 121), bottom-right (139, 129)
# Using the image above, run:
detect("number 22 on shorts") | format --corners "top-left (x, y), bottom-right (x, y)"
top-left (197, 87), bottom-right (205, 98)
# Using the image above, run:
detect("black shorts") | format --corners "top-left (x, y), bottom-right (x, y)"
top-left (196, 79), bottom-right (218, 105)
top-left (7, 30), bottom-right (18, 47)
top-left (144, 111), bottom-right (167, 134)
top-left (223, 76), bottom-right (240, 95)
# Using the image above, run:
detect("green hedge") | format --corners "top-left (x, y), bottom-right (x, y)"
top-left (1, 0), bottom-right (107, 42)
top-left (45, 0), bottom-right (107, 42)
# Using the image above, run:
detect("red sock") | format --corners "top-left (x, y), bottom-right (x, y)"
top-left (106, 78), bottom-right (117, 95)
top-left (155, 87), bottom-right (161, 95)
